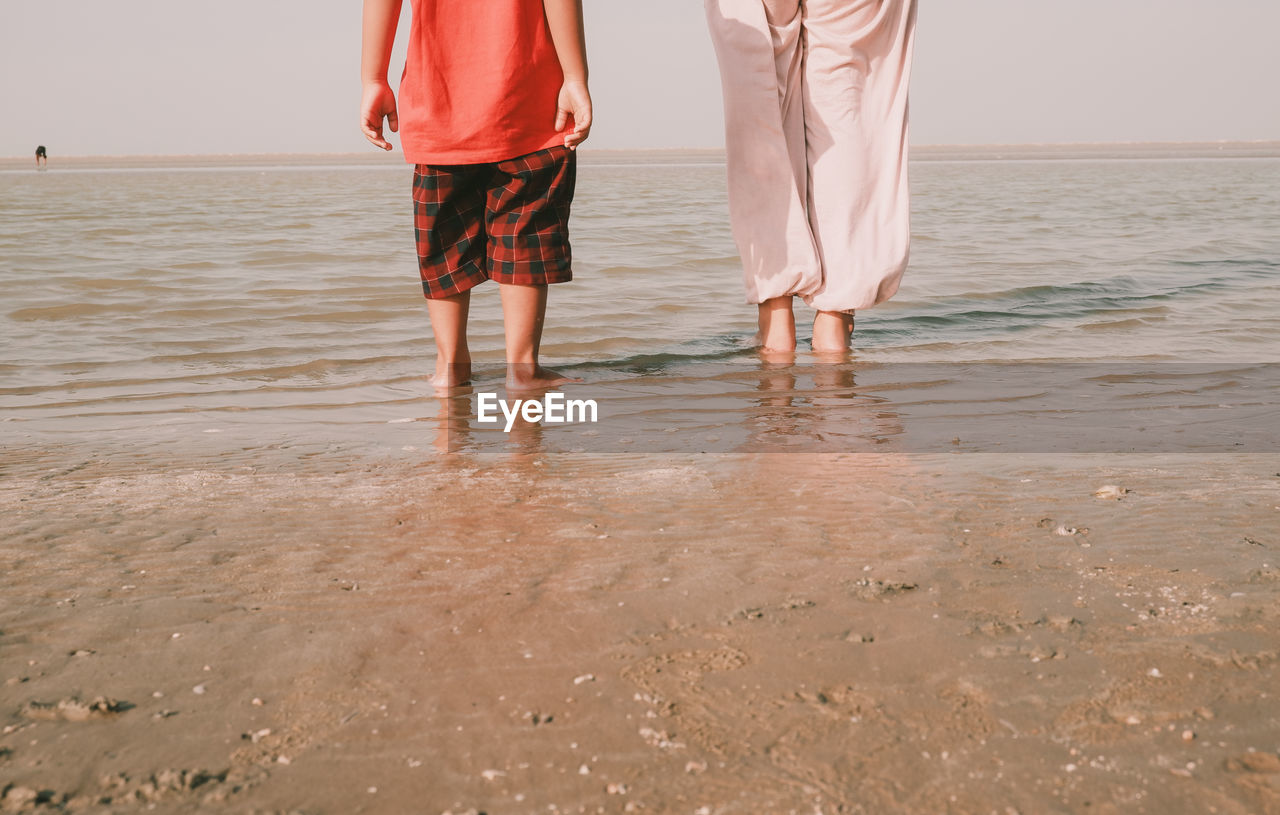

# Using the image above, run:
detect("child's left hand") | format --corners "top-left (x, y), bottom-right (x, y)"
top-left (555, 80), bottom-right (593, 150)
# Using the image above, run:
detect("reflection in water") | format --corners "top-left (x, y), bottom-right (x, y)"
top-left (500, 396), bottom-right (551, 459)
top-left (436, 358), bottom-right (914, 456)
top-left (431, 385), bottom-right (474, 454)
top-left (431, 361), bottom-right (1280, 456)
top-left (431, 385), bottom-right (556, 457)
top-left (746, 361), bottom-right (905, 453)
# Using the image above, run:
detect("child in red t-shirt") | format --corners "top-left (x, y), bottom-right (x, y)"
top-left (360, 0), bottom-right (592, 390)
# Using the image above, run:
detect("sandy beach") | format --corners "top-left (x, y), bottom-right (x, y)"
top-left (4, 147), bottom-right (1279, 812)
top-left (3, 450), bottom-right (1279, 814)
top-left (6, 0), bottom-right (1280, 804)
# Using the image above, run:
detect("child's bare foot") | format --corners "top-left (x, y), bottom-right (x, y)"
top-left (506, 363), bottom-right (582, 391)
top-left (426, 291), bottom-right (472, 390)
top-left (431, 360), bottom-right (472, 390)
top-left (757, 345), bottom-right (796, 364)
top-left (811, 310), bottom-right (854, 355)
top-left (757, 296), bottom-right (797, 353)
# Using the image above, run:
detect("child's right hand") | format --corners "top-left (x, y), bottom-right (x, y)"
top-left (360, 81), bottom-right (399, 151)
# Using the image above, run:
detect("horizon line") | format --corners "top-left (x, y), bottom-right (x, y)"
top-left (4, 139), bottom-right (1280, 162)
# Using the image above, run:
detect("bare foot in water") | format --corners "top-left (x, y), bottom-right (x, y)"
top-left (506, 363), bottom-right (582, 391)
top-left (756, 343), bottom-right (797, 365)
top-left (430, 360), bottom-right (472, 391)
top-left (757, 296), bottom-right (797, 353)
top-left (811, 310), bottom-right (854, 355)
top-left (426, 292), bottom-right (472, 390)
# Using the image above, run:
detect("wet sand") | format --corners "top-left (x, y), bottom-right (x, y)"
top-left (3, 451), bottom-right (1279, 814)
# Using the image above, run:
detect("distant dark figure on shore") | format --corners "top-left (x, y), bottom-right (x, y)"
top-left (35, 145), bottom-right (47, 168)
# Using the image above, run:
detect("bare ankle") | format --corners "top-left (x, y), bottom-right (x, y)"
top-left (811, 310), bottom-right (855, 354)
top-left (757, 296), bottom-right (797, 352)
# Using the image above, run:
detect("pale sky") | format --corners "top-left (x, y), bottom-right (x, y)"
top-left (1, 0), bottom-right (1277, 157)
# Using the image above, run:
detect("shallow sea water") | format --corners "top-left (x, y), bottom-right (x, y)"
top-left (2, 148), bottom-right (1279, 464)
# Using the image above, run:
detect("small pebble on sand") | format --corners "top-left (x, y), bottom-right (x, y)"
top-left (2, 787), bottom-right (39, 809)
top-left (24, 697), bottom-right (126, 722)
top-left (192, 684), bottom-right (206, 695)
top-left (252, 697), bottom-right (264, 706)
top-left (1182, 730), bottom-right (1195, 742)
top-left (579, 763), bottom-right (591, 775)
top-left (573, 674), bottom-right (595, 685)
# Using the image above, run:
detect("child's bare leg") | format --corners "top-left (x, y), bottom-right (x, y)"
top-left (757, 296), bottom-right (797, 353)
top-left (811, 310), bottom-right (855, 354)
top-left (499, 283), bottom-right (580, 390)
top-left (426, 291), bottom-right (472, 388)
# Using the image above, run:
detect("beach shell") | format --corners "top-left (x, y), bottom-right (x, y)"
top-left (1094, 485), bottom-right (1130, 500)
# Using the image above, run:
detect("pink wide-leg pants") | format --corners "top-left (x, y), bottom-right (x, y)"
top-left (705, 0), bottom-right (917, 312)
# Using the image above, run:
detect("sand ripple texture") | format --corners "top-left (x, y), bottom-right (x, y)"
top-left (2, 453), bottom-right (1280, 813)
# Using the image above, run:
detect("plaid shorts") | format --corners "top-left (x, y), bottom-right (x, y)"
top-left (412, 146), bottom-right (576, 299)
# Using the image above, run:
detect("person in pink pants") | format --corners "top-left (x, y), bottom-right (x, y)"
top-left (705, 0), bottom-right (918, 353)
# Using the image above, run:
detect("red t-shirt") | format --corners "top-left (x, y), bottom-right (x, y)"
top-left (398, 0), bottom-right (565, 165)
